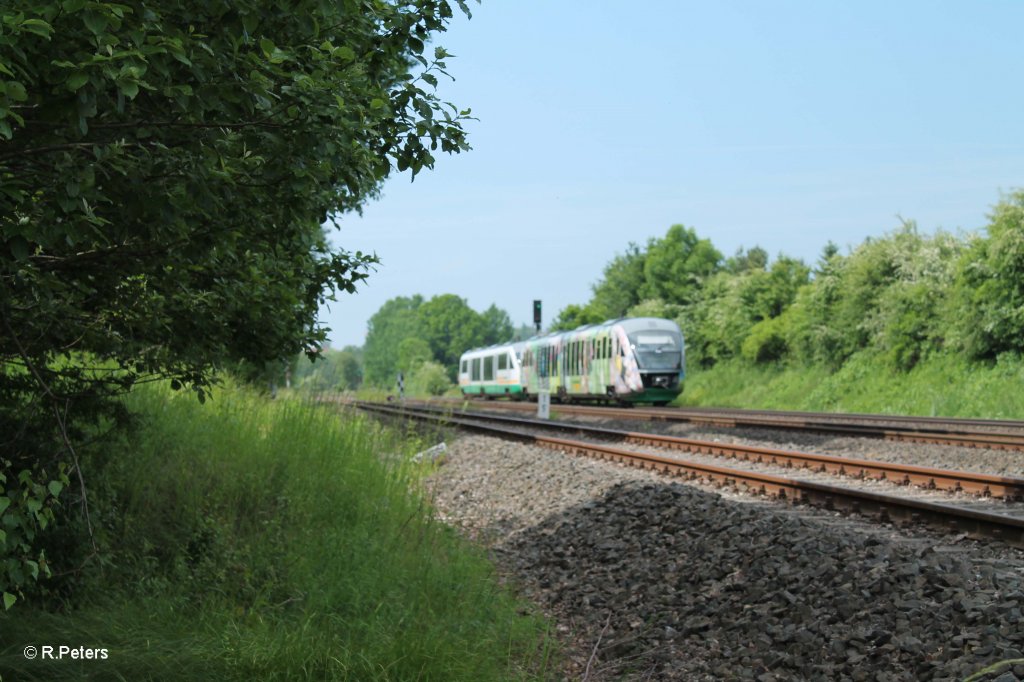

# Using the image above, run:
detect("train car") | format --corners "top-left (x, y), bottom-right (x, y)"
top-left (520, 317), bottom-right (684, 405)
top-left (457, 342), bottom-right (526, 398)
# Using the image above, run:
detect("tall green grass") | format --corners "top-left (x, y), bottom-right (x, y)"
top-left (678, 351), bottom-right (1024, 419)
top-left (0, 382), bottom-right (554, 681)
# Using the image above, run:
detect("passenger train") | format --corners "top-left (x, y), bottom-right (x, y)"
top-left (457, 317), bottom-right (685, 406)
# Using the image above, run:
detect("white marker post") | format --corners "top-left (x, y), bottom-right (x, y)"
top-left (397, 372), bottom-right (404, 402)
top-left (537, 390), bottom-right (550, 420)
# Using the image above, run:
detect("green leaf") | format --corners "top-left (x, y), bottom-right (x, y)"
top-left (0, 496), bottom-right (10, 516)
top-left (82, 10), bottom-right (108, 35)
top-left (20, 19), bottom-right (54, 39)
top-left (370, 98), bottom-right (384, 109)
top-left (47, 481), bottom-right (63, 498)
top-left (259, 37), bottom-right (276, 55)
top-left (66, 72), bottom-right (89, 92)
top-left (117, 80), bottom-right (139, 99)
top-left (6, 81), bottom-right (27, 101)
top-left (8, 236), bottom-right (30, 261)
top-left (3, 593), bottom-right (15, 611)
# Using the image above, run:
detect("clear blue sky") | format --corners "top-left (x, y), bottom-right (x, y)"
top-left (321, 0), bottom-right (1023, 349)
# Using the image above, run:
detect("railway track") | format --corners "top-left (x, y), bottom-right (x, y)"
top-left (426, 398), bottom-right (1024, 451)
top-left (354, 400), bottom-right (1024, 547)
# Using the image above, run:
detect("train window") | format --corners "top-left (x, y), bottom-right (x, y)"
top-left (498, 354), bottom-right (507, 371)
top-left (471, 357), bottom-right (481, 380)
top-left (461, 360), bottom-right (468, 374)
top-left (484, 355), bottom-right (494, 381)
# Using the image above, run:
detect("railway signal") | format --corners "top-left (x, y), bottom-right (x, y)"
top-left (533, 299), bottom-right (542, 332)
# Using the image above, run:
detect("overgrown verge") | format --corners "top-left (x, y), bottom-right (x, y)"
top-left (678, 351), bottom-right (1024, 419)
top-left (0, 382), bottom-right (554, 681)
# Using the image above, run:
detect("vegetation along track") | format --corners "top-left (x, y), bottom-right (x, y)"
top-left (354, 401), bottom-right (1024, 547)
top-left (427, 398), bottom-right (1024, 451)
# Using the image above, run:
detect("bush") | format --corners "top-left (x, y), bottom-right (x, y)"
top-left (741, 316), bottom-right (789, 364)
top-left (410, 361), bottom-right (452, 396)
top-left (950, 190), bottom-right (1024, 359)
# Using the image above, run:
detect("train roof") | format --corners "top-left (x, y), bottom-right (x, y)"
top-left (617, 317), bottom-right (683, 333)
top-left (459, 341), bottom-right (519, 356)
top-left (461, 317), bottom-right (682, 356)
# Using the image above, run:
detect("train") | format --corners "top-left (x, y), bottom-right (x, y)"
top-left (457, 317), bottom-right (685, 406)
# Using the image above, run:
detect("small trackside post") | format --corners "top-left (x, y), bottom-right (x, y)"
top-left (537, 390), bottom-right (550, 419)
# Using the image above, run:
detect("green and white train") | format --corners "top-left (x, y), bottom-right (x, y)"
top-left (458, 317), bottom-right (685, 405)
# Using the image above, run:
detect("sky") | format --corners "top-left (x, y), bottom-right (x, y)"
top-left (320, 0), bottom-right (1023, 349)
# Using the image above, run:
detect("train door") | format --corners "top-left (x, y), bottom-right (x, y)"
top-left (496, 350), bottom-right (509, 393)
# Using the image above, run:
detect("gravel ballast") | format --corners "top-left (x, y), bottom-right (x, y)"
top-left (427, 434), bottom-right (1024, 681)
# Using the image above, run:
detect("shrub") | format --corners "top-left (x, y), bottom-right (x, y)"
top-left (410, 361), bottom-right (452, 396)
top-left (741, 316), bottom-right (789, 364)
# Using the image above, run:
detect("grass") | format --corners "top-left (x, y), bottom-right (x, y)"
top-left (0, 381), bottom-right (555, 681)
top-left (677, 351), bottom-right (1024, 419)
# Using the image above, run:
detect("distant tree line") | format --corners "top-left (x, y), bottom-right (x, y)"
top-left (355, 294), bottom-right (513, 391)
top-left (552, 190), bottom-right (1024, 372)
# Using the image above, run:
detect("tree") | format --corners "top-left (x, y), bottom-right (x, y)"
top-left (363, 295), bottom-right (424, 385)
top-left (551, 303), bottom-right (605, 331)
top-left (0, 0), bottom-right (474, 606)
top-left (298, 348), bottom-right (363, 392)
top-left (397, 337), bottom-right (432, 375)
top-left (639, 225), bottom-right (722, 305)
top-left (590, 243), bottom-right (646, 318)
top-left (951, 191), bottom-right (1024, 359)
top-left (418, 294), bottom-right (486, 377)
top-left (726, 246), bottom-right (769, 273)
top-left (2, 1), bottom-right (473, 399)
top-left (362, 294), bottom-right (513, 383)
top-left (336, 350), bottom-right (363, 391)
top-left (479, 304), bottom-right (513, 346)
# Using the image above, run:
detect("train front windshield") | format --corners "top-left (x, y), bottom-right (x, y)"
top-left (628, 331), bottom-right (683, 370)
